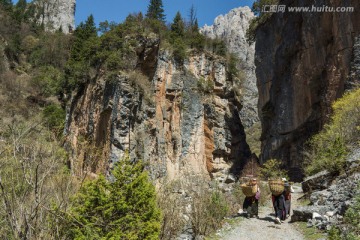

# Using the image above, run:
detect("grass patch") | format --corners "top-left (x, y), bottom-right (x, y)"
top-left (294, 222), bottom-right (327, 240)
top-left (204, 217), bottom-right (243, 240)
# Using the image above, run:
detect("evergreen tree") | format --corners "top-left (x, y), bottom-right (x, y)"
top-left (13, 0), bottom-right (26, 23)
top-left (66, 155), bottom-right (161, 239)
top-left (188, 4), bottom-right (196, 28)
top-left (0, 0), bottom-right (13, 12)
top-left (171, 12), bottom-right (185, 38)
top-left (146, 0), bottom-right (165, 22)
top-left (70, 14), bottom-right (97, 61)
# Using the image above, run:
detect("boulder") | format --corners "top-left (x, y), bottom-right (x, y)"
top-left (291, 206), bottom-right (331, 222)
top-left (302, 170), bottom-right (334, 193)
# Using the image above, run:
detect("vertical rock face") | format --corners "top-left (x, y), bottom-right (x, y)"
top-left (200, 6), bottom-right (258, 129)
top-left (34, 0), bottom-right (76, 33)
top-left (65, 37), bottom-right (251, 182)
top-left (255, 0), bottom-right (360, 180)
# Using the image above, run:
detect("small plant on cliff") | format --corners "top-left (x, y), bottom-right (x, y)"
top-left (65, 155), bottom-right (161, 239)
top-left (197, 76), bottom-right (214, 94)
top-left (259, 159), bottom-right (288, 180)
top-left (246, 0), bottom-right (280, 43)
top-left (305, 88), bottom-right (360, 176)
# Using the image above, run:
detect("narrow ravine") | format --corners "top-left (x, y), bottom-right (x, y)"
top-left (213, 185), bottom-right (305, 240)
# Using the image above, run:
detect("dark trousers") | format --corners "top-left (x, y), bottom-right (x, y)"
top-left (243, 196), bottom-right (259, 216)
top-left (272, 194), bottom-right (286, 220)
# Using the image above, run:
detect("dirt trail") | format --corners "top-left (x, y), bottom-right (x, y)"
top-left (214, 185), bottom-right (305, 240)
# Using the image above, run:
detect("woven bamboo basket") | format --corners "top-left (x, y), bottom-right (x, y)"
top-left (241, 182), bottom-right (257, 197)
top-left (268, 179), bottom-right (284, 196)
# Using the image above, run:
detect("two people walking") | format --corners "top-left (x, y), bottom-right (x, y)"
top-left (241, 177), bottom-right (294, 224)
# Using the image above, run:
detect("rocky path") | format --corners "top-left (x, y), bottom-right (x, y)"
top-left (213, 185), bottom-right (305, 240)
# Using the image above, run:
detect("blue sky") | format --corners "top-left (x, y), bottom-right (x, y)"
top-left (75, 0), bottom-right (255, 27)
top-left (15, 0), bottom-right (255, 28)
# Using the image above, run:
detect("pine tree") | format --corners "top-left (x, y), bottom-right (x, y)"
top-left (0, 0), bottom-right (13, 12)
top-left (188, 4), bottom-right (196, 28)
top-left (171, 12), bottom-right (185, 38)
top-left (13, 0), bottom-right (26, 23)
top-left (146, 0), bottom-right (165, 22)
top-left (66, 155), bottom-right (161, 239)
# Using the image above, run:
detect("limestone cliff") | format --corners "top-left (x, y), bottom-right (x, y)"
top-left (64, 36), bottom-right (251, 183)
top-left (255, 0), bottom-right (360, 180)
top-left (200, 6), bottom-right (258, 129)
top-left (34, 0), bottom-right (75, 33)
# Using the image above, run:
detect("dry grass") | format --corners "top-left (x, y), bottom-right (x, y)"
top-left (245, 121), bottom-right (262, 157)
top-left (128, 70), bottom-right (154, 104)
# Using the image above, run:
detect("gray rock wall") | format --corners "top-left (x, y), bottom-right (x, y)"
top-left (65, 37), bottom-right (251, 183)
top-left (255, 0), bottom-right (360, 180)
top-left (200, 6), bottom-right (258, 129)
top-left (34, 0), bottom-right (75, 33)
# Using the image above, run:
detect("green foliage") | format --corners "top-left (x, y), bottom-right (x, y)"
top-left (246, 0), bottom-right (279, 44)
top-left (190, 185), bottom-right (229, 236)
top-left (42, 104), bottom-right (66, 137)
top-left (29, 31), bottom-right (71, 68)
top-left (66, 155), bottom-right (161, 239)
top-left (305, 88), bottom-right (360, 175)
top-left (208, 38), bottom-right (227, 56)
top-left (171, 12), bottom-right (185, 38)
top-left (65, 15), bottom-right (99, 89)
top-left (227, 53), bottom-right (239, 81)
top-left (172, 37), bottom-right (187, 64)
top-left (259, 159), bottom-right (288, 180)
top-left (0, 120), bottom-right (73, 239)
top-left (31, 66), bottom-right (65, 96)
top-left (0, 0), bottom-right (13, 12)
top-left (197, 77), bottom-right (214, 94)
top-left (294, 222), bottom-right (327, 240)
top-left (146, 0), bottom-right (166, 22)
top-left (157, 180), bottom-right (185, 240)
top-left (328, 227), bottom-right (342, 240)
top-left (343, 184), bottom-right (360, 239)
top-left (209, 191), bottom-right (229, 221)
top-left (328, 183), bottom-right (360, 240)
top-left (305, 137), bottom-right (347, 175)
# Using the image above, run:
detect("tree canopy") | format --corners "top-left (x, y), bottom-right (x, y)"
top-left (65, 155), bottom-right (161, 239)
top-left (146, 0), bottom-right (165, 22)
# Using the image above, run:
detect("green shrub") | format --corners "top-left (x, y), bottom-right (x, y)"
top-left (305, 88), bottom-right (360, 175)
top-left (197, 76), bottom-right (214, 94)
top-left (65, 155), bottom-right (161, 239)
top-left (42, 104), bottom-right (65, 138)
top-left (190, 185), bottom-right (229, 236)
top-left (157, 180), bottom-right (185, 240)
top-left (227, 53), bottom-right (239, 81)
top-left (31, 66), bottom-right (65, 97)
top-left (172, 38), bottom-right (187, 64)
top-left (328, 182), bottom-right (360, 240)
top-left (343, 184), bottom-right (360, 239)
top-left (259, 159), bottom-right (288, 180)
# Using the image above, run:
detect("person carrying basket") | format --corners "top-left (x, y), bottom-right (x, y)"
top-left (241, 178), bottom-right (260, 218)
top-left (269, 178), bottom-right (286, 224)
